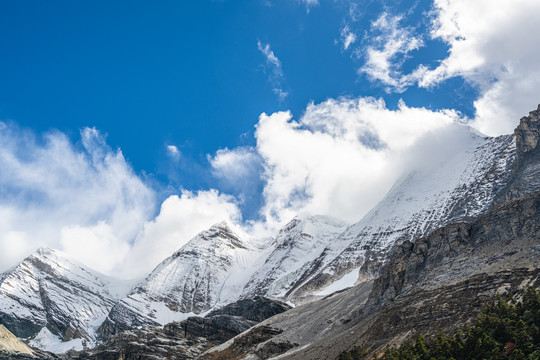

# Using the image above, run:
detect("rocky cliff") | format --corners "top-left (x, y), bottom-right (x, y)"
top-left (495, 104), bottom-right (540, 203)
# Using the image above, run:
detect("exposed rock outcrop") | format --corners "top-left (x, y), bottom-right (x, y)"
top-left (496, 104), bottom-right (540, 203)
top-left (72, 328), bottom-right (210, 360)
top-left (206, 296), bottom-right (291, 322)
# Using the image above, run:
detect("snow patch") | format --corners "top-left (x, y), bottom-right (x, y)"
top-left (316, 268), bottom-right (360, 296)
top-left (29, 327), bottom-right (84, 353)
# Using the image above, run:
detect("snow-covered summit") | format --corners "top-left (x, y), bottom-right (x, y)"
top-left (0, 247), bottom-right (131, 352)
top-left (242, 215), bottom-right (349, 299)
top-left (100, 221), bottom-right (266, 333)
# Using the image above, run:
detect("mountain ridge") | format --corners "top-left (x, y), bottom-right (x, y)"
top-left (1, 105), bottom-right (539, 355)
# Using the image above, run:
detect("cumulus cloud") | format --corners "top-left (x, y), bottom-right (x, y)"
top-left (209, 97), bottom-right (463, 234)
top-left (358, 0), bottom-right (540, 135)
top-left (0, 124), bottom-right (155, 274)
top-left (257, 41), bottom-right (289, 101)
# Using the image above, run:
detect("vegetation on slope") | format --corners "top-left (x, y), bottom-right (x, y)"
top-left (338, 287), bottom-right (540, 360)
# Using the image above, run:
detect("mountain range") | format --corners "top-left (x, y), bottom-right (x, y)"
top-left (0, 105), bottom-right (539, 359)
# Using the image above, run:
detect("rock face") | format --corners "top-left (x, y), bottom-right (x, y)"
top-left (0, 324), bottom-right (33, 355)
top-left (0, 248), bottom-right (130, 348)
top-left (204, 192), bottom-right (540, 360)
top-left (496, 104), bottom-right (540, 203)
top-left (206, 296), bottom-right (291, 322)
top-left (515, 104), bottom-right (540, 161)
top-left (73, 327), bottom-right (211, 360)
top-left (169, 296), bottom-right (291, 343)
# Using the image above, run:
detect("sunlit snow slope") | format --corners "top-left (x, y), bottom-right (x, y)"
top-left (0, 248), bottom-right (133, 352)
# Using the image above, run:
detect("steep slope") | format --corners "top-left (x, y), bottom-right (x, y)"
top-left (99, 222), bottom-right (264, 337)
top-left (203, 191), bottom-right (540, 360)
top-left (0, 248), bottom-right (131, 352)
top-left (242, 215), bottom-right (349, 301)
top-left (0, 324), bottom-right (33, 355)
top-left (243, 124), bottom-right (517, 302)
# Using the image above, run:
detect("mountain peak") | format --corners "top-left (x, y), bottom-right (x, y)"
top-left (515, 104), bottom-right (540, 159)
top-left (207, 220), bottom-right (233, 233)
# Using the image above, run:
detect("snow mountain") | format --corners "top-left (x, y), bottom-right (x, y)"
top-left (0, 248), bottom-right (133, 352)
top-left (3, 106), bottom-right (540, 355)
top-left (241, 215), bottom-right (349, 301)
top-left (241, 125), bottom-right (516, 303)
top-left (98, 222), bottom-right (264, 338)
top-left (102, 123), bottom-right (518, 330)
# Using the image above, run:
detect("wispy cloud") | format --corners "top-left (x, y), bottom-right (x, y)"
top-left (355, 1), bottom-right (540, 136)
top-left (340, 25), bottom-right (357, 50)
top-left (166, 144), bottom-right (180, 161)
top-left (257, 41), bottom-right (289, 102)
top-left (359, 12), bottom-right (424, 92)
top-left (298, 0), bottom-right (319, 13)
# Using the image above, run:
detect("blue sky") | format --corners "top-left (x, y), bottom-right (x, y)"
top-left (0, 1), bottom-right (472, 189)
top-left (1, 0), bottom-right (539, 276)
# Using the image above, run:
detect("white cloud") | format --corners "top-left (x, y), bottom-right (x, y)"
top-left (249, 97), bottom-right (461, 230)
top-left (359, 0), bottom-right (540, 135)
top-left (257, 41), bottom-right (289, 101)
top-left (166, 144), bottom-right (180, 160)
top-left (359, 12), bottom-right (424, 92)
top-left (422, 0), bottom-right (540, 135)
top-left (340, 26), bottom-right (357, 50)
top-left (0, 125), bottom-right (156, 274)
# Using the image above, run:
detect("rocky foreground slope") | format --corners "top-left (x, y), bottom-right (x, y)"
top-left (204, 191), bottom-right (540, 359)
